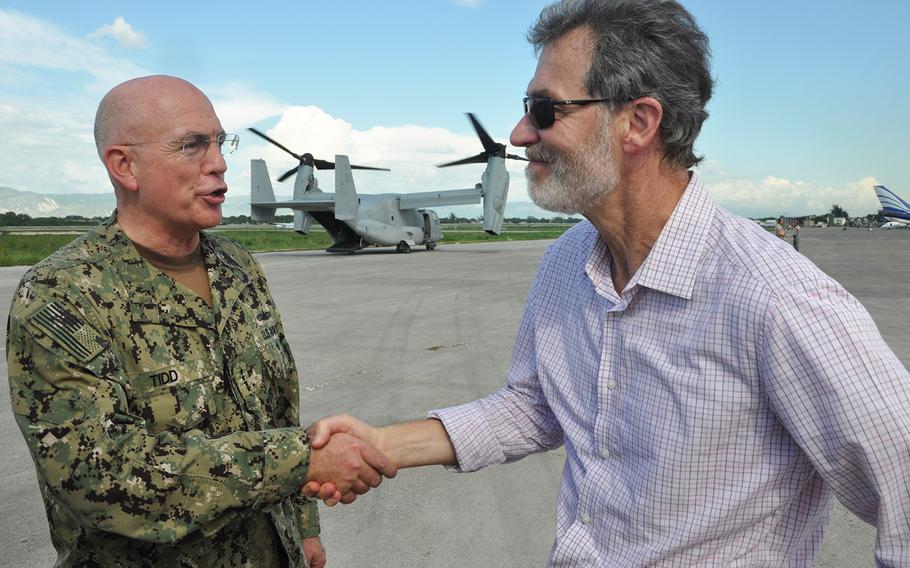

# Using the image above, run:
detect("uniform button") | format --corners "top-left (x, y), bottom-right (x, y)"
top-left (606, 380), bottom-right (617, 389)
top-left (579, 511), bottom-right (591, 525)
top-left (601, 447), bottom-right (611, 459)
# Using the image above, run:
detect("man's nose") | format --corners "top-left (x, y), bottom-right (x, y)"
top-left (205, 144), bottom-right (228, 176)
top-left (510, 113), bottom-right (539, 148)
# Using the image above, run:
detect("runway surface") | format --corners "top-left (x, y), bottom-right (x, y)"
top-left (1, 227), bottom-right (907, 567)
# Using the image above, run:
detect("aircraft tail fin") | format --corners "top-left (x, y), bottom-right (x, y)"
top-left (250, 158), bottom-right (276, 222)
top-left (334, 155), bottom-right (359, 221)
top-left (481, 156), bottom-right (509, 235)
top-left (874, 185), bottom-right (910, 221)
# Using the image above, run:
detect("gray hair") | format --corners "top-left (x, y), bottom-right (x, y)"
top-left (529, 0), bottom-right (713, 169)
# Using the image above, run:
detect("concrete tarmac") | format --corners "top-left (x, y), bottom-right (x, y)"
top-left (1, 227), bottom-right (907, 567)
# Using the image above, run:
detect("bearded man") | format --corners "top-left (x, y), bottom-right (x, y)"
top-left (305, 1), bottom-right (910, 566)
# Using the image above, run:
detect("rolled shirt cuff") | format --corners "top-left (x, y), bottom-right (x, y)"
top-left (429, 400), bottom-right (505, 473)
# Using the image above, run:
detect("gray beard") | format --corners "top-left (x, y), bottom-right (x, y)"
top-left (525, 124), bottom-right (619, 215)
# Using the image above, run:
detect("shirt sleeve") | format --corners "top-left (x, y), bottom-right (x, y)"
top-left (7, 288), bottom-right (312, 545)
top-left (759, 282), bottom-right (910, 567)
top-left (431, 266), bottom-right (564, 472)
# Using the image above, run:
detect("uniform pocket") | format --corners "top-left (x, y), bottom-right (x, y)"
top-left (129, 358), bottom-right (217, 435)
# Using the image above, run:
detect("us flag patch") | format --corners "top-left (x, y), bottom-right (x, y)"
top-left (30, 301), bottom-right (104, 362)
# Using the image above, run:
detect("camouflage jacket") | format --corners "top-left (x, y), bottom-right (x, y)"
top-left (7, 218), bottom-right (319, 567)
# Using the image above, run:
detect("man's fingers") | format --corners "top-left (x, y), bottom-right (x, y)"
top-left (358, 440), bottom-right (398, 479)
top-left (339, 492), bottom-right (358, 505)
top-left (307, 415), bottom-right (348, 449)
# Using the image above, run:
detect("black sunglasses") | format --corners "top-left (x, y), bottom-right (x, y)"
top-left (523, 96), bottom-right (631, 129)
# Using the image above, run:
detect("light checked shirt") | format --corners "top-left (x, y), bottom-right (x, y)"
top-left (432, 173), bottom-right (910, 567)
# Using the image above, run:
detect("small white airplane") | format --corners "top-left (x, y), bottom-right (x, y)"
top-left (874, 185), bottom-right (910, 227)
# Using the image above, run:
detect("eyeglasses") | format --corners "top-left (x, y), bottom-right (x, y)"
top-left (120, 133), bottom-right (240, 158)
top-left (523, 96), bottom-right (630, 129)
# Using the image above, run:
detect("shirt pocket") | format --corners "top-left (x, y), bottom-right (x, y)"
top-left (129, 358), bottom-right (217, 435)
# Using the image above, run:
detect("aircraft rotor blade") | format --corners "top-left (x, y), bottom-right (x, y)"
top-left (506, 152), bottom-right (529, 162)
top-left (247, 127), bottom-right (300, 161)
top-left (309, 158), bottom-right (389, 171)
top-left (277, 166), bottom-right (300, 183)
top-left (350, 164), bottom-right (391, 171)
top-left (437, 152), bottom-right (488, 168)
top-left (467, 113), bottom-right (499, 155)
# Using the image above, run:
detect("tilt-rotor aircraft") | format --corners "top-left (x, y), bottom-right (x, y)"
top-left (248, 114), bottom-right (527, 253)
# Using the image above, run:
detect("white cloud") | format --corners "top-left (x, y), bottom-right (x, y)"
top-left (88, 16), bottom-right (147, 49)
top-left (453, 0), bottom-right (485, 6)
top-left (0, 9), bottom-right (147, 87)
top-left (697, 161), bottom-right (880, 219)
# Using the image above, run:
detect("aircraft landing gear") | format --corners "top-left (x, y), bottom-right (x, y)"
top-left (425, 242), bottom-right (437, 251)
top-left (396, 241), bottom-right (411, 254)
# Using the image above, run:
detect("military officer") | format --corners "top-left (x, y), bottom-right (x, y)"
top-left (6, 75), bottom-right (395, 567)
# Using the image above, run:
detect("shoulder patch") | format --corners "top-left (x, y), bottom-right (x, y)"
top-left (29, 301), bottom-right (105, 362)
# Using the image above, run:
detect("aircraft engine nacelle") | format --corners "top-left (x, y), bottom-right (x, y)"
top-left (481, 156), bottom-right (509, 235)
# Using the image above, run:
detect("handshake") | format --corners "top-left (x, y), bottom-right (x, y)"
top-left (302, 415), bottom-right (456, 505)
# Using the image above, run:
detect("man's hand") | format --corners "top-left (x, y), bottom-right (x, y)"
top-left (303, 415), bottom-right (456, 506)
top-left (305, 431), bottom-right (396, 503)
top-left (304, 415), bottom-right (390, 505)
top-left (303, 536), bottom-right (325, 568)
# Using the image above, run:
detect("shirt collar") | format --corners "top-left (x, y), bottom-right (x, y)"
top-left (632, 172), bottom-right (714, 299)
top-left (585, 172), bottom-right (715, 302)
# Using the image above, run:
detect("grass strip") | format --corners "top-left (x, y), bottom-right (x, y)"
top-left (1, 226), bottom-right (572, 267)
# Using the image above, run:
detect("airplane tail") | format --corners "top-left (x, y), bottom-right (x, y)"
top-left (250, 159), bottom-right (276, 222)
top-left (481, 156), bottom-right (509, 235)
top-left (874, 185), bottom-right (910, 221)
top-left (334, 155), bottom-right (359, 221)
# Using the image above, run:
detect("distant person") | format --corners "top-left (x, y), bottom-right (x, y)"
top-left (6, 75), bottom-right (395, 568)
top-left (793, 223), bottom-right (801, 251)
top-left (775, 217), bottom-right (786, 238)
top-left (305, 1), bottom-right (910, 565)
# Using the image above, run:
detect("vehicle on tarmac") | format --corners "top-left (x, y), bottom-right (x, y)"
top-left (248, 114), bottom-right (527, 254)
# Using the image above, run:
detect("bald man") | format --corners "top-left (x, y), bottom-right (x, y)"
top-left (6, 75), bottom-right (394, 568)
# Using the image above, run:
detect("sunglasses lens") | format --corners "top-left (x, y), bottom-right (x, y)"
top-left (527, 98), bottom-right (555, 129)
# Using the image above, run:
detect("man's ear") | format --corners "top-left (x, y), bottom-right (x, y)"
top-left (103, 146), bottom-right (139, 193)
top-left (619, 97), bottom-right (663, 157)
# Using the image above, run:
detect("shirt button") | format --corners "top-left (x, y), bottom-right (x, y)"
top-left (579, 511), bottom-right (591, 525)
top-left (606, 380), bottom-right (617, 389)
top-left (601, 447), bottom-right (611, 459)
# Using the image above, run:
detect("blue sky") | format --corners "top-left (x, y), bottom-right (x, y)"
top-left (1, 0), bottom-right (908, 218)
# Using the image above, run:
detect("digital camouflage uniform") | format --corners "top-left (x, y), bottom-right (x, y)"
top-left (7, 217), bottom-right (319, 567)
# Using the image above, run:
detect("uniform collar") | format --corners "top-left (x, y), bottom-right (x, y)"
top-left (102, 215), bottom-right (251, 331)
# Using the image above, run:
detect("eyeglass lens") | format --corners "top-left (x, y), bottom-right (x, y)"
top-left (524, 98), bottom-right (556, 130)
top-left (181, 134), bottom-right (239, 157)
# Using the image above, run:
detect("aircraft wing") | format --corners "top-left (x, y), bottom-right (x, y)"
top-left (251, 196), bottom-right (336, 212)
top-left (398, 188), bottom-right (482, 210)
